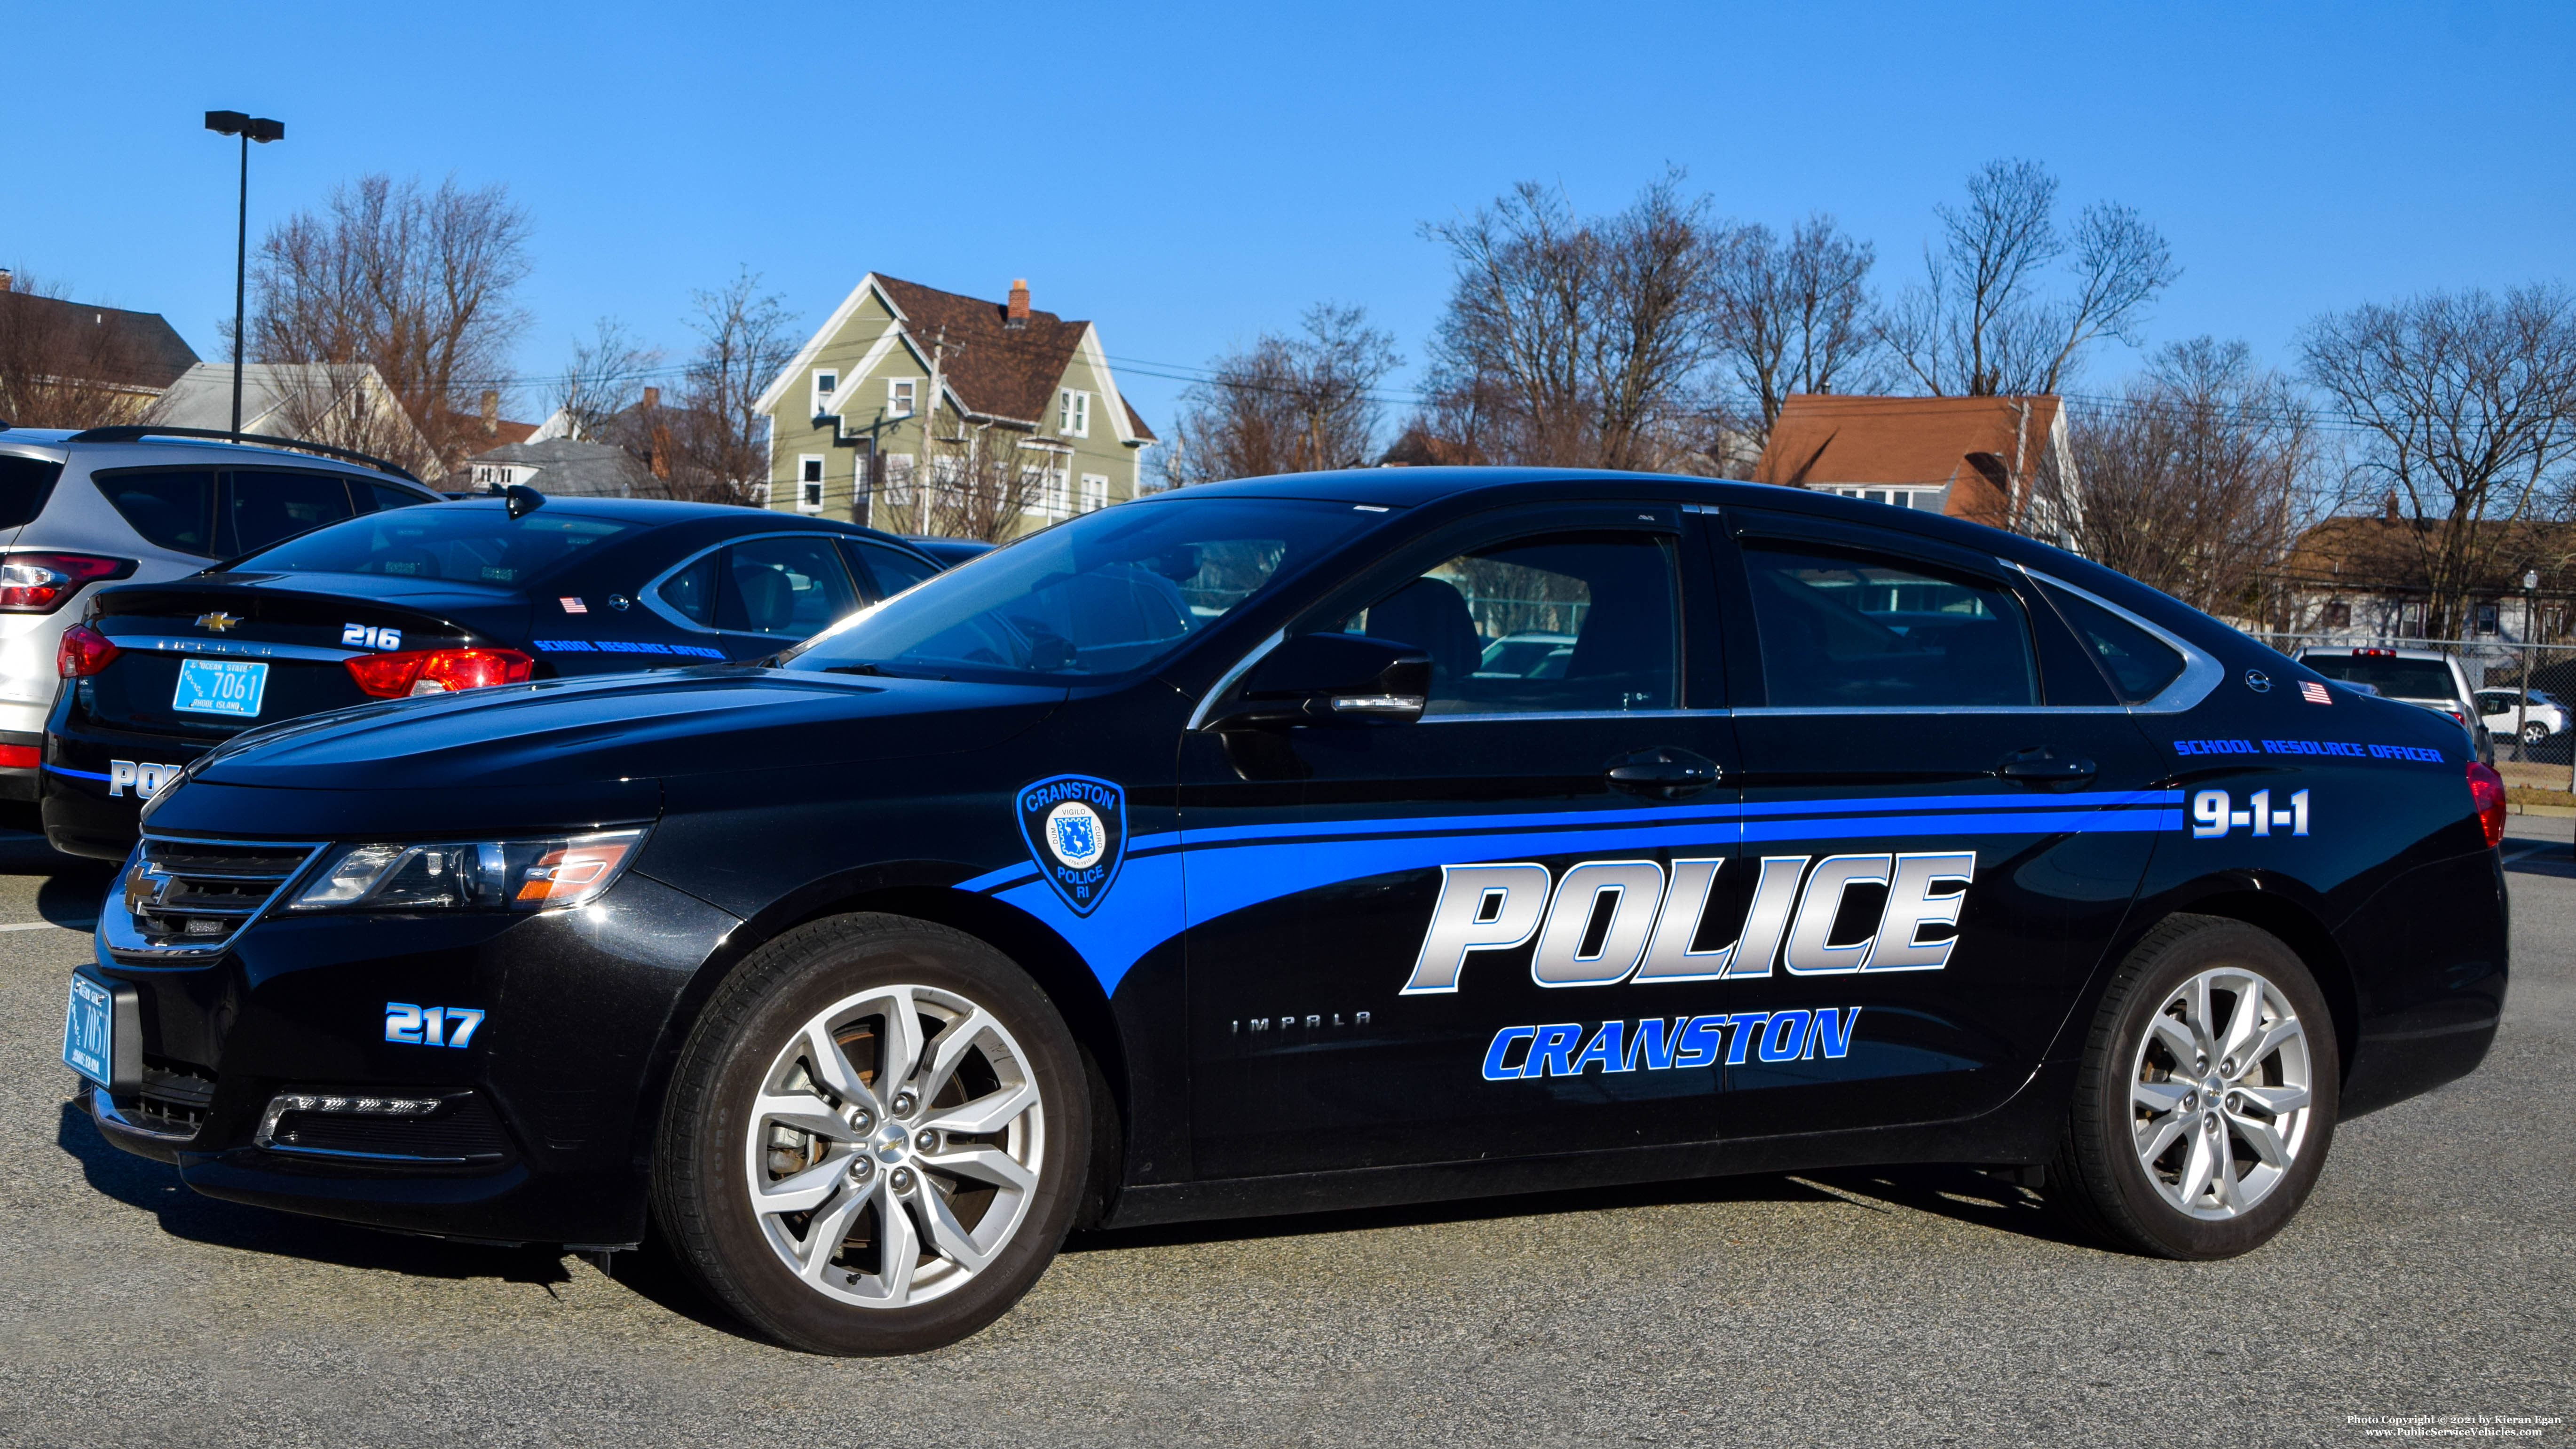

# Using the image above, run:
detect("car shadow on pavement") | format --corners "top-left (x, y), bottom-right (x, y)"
top-left (53, 1099), bottom-right (575, 1289)
top-left (2502, 835), bottom-right (2576, 880)
top-left (1064, 1160), bottom-right (2088, 1254)
top-left (0, 813), bottom-right (117, 927)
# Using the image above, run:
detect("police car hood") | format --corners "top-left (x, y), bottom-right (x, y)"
top-left (148, 669), bottom-right (1061, 837)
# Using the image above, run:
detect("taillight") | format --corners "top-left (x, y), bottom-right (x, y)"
top-left (0, 553), bottom-right (134, 613)
top-left (344, 648), bottom-right (535, 699)
top-left (0, 744), bottom-right (36, 769)
top-left (57, 622), bottom-right (121, 678)
top-left (2465, 760), bottom-right (2507, 848)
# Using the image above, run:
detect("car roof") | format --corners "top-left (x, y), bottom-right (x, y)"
top-left (0, 428), bottom-right (423, 484)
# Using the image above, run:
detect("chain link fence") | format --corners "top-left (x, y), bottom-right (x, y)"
top-left (2248, 631), bottom-right (2576, 770)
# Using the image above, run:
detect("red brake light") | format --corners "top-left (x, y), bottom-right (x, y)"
top-left (2354, 648), bottom-right (2396, 657)
top-left (56, 622), bottom-right (121, 678)
top-left (2465, 760), bottom-right (2507, 848)
top-left (0, 553), bottom-right (134, 613)
top-left (0, 744), bottom-right (37, 769)
top-left (344, 648), bottom-right (535, 699)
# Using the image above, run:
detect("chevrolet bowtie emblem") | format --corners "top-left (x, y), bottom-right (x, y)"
top-left (195, 612), bottom-right (241, 633)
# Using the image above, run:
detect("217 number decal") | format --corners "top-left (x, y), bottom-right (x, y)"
top-left (2190, 788), bottom-right (2310, 839)
top-left (385, 1002), bottom-right (485, 1047)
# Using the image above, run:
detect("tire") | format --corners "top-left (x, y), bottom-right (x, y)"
top-left (651, 913), bottom-right (1090, 1354)
top-left (2521, 721), bottom-right (2550, 746)
top-left (2050, 914), bottom-right (2340, 1259)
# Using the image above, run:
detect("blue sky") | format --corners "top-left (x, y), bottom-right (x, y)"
top-left (10, 1), bottom-right (2570, 434)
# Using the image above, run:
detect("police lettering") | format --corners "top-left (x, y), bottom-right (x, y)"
top-left (1401, 853), bottom-right (1974, 995)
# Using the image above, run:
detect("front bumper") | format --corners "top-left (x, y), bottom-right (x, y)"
top-left (82, 870), bottom-right (740, 1245)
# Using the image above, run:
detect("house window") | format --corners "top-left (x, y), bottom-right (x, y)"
top-left (798, 455), bottom-right (825, 514)
top-left (888, 379), bottom-right (916, 419)
top-left (1059, 390), bottom-right (1090, 438)
top-left (2321, 601), bottom-right (2352, 629)
top-left (1080, 473), bottom-right (1108, 513)
top-left (813, 370), bottom-right (838, 416)
top-left (2399, 601), bottom-right (2425, 638)
top-left (2476, 602), bottom-right (2500, 636)
top-left (881, 454), bottom-right (917, 506)
top-left (1824, 484), bottom-right (1941, 512)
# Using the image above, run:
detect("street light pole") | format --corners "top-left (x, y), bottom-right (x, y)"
top-left (2520, 570), bottom-right (2538, 761)
top-left (203, 111), bottom-right (284, 442)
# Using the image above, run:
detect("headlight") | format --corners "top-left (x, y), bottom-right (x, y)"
top-left (289, 829), bottom-right (646, 912)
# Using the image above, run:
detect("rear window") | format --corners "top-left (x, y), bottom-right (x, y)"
top-left (2039, 582), bottom-right (2187, 703)
top-left (231, 506), bottom-right (643, 585)
top-left (2301, 653), bottom-right (2460, 701)
top-left (0, 455), bottom-right (64, 530)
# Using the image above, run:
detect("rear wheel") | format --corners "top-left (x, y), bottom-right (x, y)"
top-left (2521, 720), bottom-right (2550, 746)
top-left (2051, 914), bottom-right (2339, 1259)
top-left (652, 914), bottom-right (1089, 1354)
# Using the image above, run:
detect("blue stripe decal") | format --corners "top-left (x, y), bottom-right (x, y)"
top-left (43, 764), bottom-right (112, 782)
top-left (1009, 803), bottom-right (2175, 995)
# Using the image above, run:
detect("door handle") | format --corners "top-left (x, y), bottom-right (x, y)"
top-left (1605, 747), bottom-right (1722, 799)
top-left (1997, 747), bottom-right (2097, 784)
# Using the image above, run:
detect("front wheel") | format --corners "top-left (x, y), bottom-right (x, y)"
top-left (2051, 914), bottom-right (2339, 1259)
top-left (652, 914), bottom-right (1090, 1354)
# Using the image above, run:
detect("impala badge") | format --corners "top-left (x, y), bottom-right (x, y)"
top-left (195, 612), bottom-right (241, 633)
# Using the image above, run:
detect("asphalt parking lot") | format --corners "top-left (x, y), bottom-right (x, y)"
top-left (0, 823), bottom-right (2567, 1449)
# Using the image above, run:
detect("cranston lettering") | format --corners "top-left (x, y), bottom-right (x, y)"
top-left (1402, 852), bottom-right (1974, 996)
top-left (1020, 778), bottom-right (1117, 815)
top-left (1481, 1008), bottom-right (1863, 1080)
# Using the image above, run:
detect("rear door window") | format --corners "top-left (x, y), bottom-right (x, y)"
top-left (1741, 539), bottom-right (2038, 708)
top-left (842, 538), bottom-right (940, 600)
top-left (717, 536), bottom-right (861, 639)
top-left (2036, 581), bottom-right (2187, 703)
top-left (220, 470), bottom-right (357, 555)
top-left (656, 553), bottom-right (719, 626)
top-left (95, 468), bottom-right (218, 555)
top-left (351, 481), bottom-right (434, 515)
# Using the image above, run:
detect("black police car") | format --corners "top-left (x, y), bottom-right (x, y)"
top-left (41, 492), bottom-right (944, 857)
top-left (65, 468), bottom-right (2506, 1355)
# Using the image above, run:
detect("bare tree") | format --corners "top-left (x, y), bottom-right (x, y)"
top-left (2301, 285), bottom-right (2576, 637)
top-left (266, 363), bottom-right (433, 467)
top-left (0, 270), bottom-right (168, 428)
top-left (246, 174), bottom-right (532, 468)
top-left (548, 318), bottom-right (662, 442)
top-left (664, 270), bottom-right (795, 505)
top-left (1709, 214), bottom-right (1881, 449)
top-left (1882, 158), bottom-right (2178, 397)
top-left (1421, 171), bottom-right (1726, 470)
top-left (888, 424), bottom-right (1063, 541)
top-left (1168, 303), bottom-right (1401, 483)
top-left (2058, 338), bottom-right (2317, 623)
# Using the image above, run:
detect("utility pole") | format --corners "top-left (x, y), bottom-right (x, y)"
top-left (2521, 569), bottom-right (2538, 760)
top-left (919, 325), bottom-right (948, 536)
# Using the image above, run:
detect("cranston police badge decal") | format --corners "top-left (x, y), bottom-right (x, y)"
top-left (1016, 775), bottom-right (1128, 916)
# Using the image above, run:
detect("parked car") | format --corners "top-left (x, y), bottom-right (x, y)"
top-left (1478, 630), bottom-right (1577, 678)
top-left (71, 468), bottom-right (2505, 1354)
top-left (2473, 687), bottom-right (2568, 747)
top-left (41, 491), bottom-right (945, 857)
top-left (2293, 645), bottom-right (2495, 765)
top-left (0, 425), bottom-right (444, 806)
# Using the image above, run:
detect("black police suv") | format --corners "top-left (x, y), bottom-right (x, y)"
top-left (41, 493), bottom-right (944, 857)
top-left (66, 468), bottom-right (2507, 1355)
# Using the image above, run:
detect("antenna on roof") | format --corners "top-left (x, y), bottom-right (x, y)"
top-left (501, 483), bottom-right (545, 519)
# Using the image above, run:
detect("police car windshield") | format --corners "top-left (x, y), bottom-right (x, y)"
top-left (229, 506), bottom-right (645, 586)
top-left (780, 497), bottom-right (1373, 681)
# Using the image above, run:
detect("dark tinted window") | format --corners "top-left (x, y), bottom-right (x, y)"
top-left (844, 538), bottom-right (939, 599)
top-left (221, 470), bottom-right (356, 555)
top-left (0, 455), bottom-right (65, 529)
top-left (657, 553), bottom-right (719, 625)
top-left (96, 468), bottom-right (216, 555)
top-left (2039, 582), bottom-right (2187, 703)
top-left (235, 505), bottom-right (644, 584)
top-left (352, 481), bottom-right (433, 515)
top-left (1335, 532), bottom-right (1677, 715)
top-left (718, 535), bottom-right (860, 638)
top-left (1743, 540), bottom-right (2037, 708)
top-left (2300, 652), bottom-right (2460, 702)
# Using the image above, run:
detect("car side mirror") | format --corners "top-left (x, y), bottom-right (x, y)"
top-left (1203, 633), bottom-right (1431, 731)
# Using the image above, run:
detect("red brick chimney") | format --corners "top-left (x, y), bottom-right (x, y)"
top-left (479, 388), bottom-right (499, 436)
top-left (0, 269), bottom-right (12, 294)
top-left (1006, 278), bottom-right (1030, 329)
top-left (643, 385), bottom-right (660, 409)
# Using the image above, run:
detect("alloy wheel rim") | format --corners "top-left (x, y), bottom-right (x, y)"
top-left (743, 982), bottom-right (1045, 1308)
top-left (2128, 965), bottom-right (2314, 1220)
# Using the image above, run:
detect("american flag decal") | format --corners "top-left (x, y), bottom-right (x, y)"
top-left (559, 597), bottom-right (588, 614)
top-left (2300, 680), bottom-right (2331, 705)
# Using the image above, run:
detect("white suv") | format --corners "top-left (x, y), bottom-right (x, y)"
top-left (2294, 644), bottom-right (2495, 765)
top-left (2475, 687), bottom-right (2569, 746)
top-left (0, 425), bottom-right (439, 807)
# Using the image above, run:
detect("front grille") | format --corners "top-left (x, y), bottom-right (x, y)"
top-left (109, 1056), bottom-right (220, 1140)
top-left (105, 835), bottom-right (323, 959)
top-left (257, 1091), bottom-right (513, 1165)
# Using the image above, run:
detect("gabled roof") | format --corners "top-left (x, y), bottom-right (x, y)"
top-left (444, 437), bottom-right (655, 498)
top-left (759, 273), bottom-right (1155, 443)
top-left (1754, 393), bottom-right (2061, 489)
top-left (0, 292), bottom-right (199, 390)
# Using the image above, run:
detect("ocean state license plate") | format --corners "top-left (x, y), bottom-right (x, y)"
top-left (63, 974), bottom-right (112, 1088)
top-left (173, 657), bottom-right (269, 718)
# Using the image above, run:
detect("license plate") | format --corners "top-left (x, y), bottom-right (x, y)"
top-left (173, 657), bottom-right (269, 718)
top-left (63, 974), bottom-right (112, 1088)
